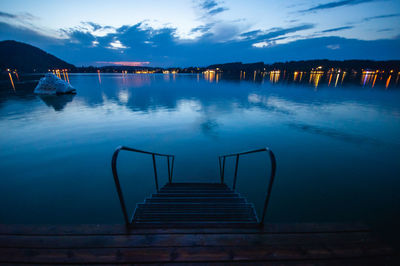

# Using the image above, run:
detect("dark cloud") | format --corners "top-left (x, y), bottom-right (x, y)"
top-left (67, 30), bottom-right (96, 45)
top-left (362, 13), bottom-right (400, 21)
top-left (199, 0), bottom-right (228, 16)
top-left (301, 0), bottom-right (376, 13)
top-left (82, 21), bottom-right (102, 31)
top-left (201, 0), bottom-right (218, 10)
top-left (0, 21), bottom-right (62, 47)
top-left (377, 28), bottom-right (393, 32)
top-left (1, 20), bottom-right (399, 67)
top-left (321, 26), bottom-right (353, 33)
top-left (0, 11), bottom-right (16, 18)
top-left (251, 24), bottom-right (315, 42)
top-left (240, 30), bottom-right (263, 38)
top-left (208, 7), bottom-right (228, 15)
top-left (0, 11), bottom-right (37, 21)
top-left (190, 23), bottom-right (214, 33)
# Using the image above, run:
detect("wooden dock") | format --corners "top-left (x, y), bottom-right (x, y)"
top-left (0, 223), bottom-right (396, 264)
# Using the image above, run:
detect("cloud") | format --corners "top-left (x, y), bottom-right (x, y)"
top-left (62, 29), bottom-right (96, 45)
top-left (0, 11), bottom-right (16, 19)
top-left (201, 0), bottom-right (218, 10)
top-left (208, 7), bottom-right (228, 15)
top-left (62, 21), bottom-right (116, 38)
top-left (199, 0), bottom-right (228, 16)
top-left (96, 61), bottom-right (150, 66)
top-left (250, 24), bottom-right (315, 43)
top-left (190, 23), bottom-right (214, 33)
top-left (240, 30), bottom-right (263, 39)
top-left (1, 19), bottom-right (400, 67)
top-left (0, 11), bottom-right (37, 20)
top-left (301, 0), bottom-right (377, 13)
top-left (327, 44), bottom-right (340, 49)
top-left (82, 21), bottom-right (102, 31)
top-left (0, 21), bottom-right (63, 47)
top-left (362, 13), bottom-right (400, 22)
top-left (108, 39), bottom-right (128, 49)
top-left (377, 28), bottom-right (393, 32)
top-left (321, 26), bottom-right (354, 33)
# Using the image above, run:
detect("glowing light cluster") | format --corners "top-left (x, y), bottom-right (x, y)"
top-left (49, 69), bottom-right (70, 83)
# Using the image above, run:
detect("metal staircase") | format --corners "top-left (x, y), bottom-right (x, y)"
top-left (111, 146), bottom-right (276, 228)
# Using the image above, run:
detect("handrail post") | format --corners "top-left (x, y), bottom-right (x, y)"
top-left (167, 156), bottom-right (171, 183)
top-left (111, 148), bottom-right (130, 225)
top-left (171, 156), bottom-right (175, 183)
top-left (217, 147), bottom-right (277, 226)
top-left (111, 146), bottom-right (175, 225)
top-left (221, 156), bottom-right (226, 184)
top-left (152, 154), bottom-right (159, 192)
top-left (233, 154), bottom-right (240, 190)
top-left (260, 149), bottom-right (277, 225)
top-left (218, 157), bottom-right (222, 183)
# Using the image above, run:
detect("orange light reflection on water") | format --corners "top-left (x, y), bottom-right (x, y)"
top-left (328, 73), bottom-right (333, 86)
top-left (386, 75), bottom-right (391, 88)
top-left (269, 70), bottom-right (280, 83)
top-left (97, 70), bottom-right (101, 84)
top-left (334, 73), bottom-right (340, 87)
top-left (309, 71), bottom-right (323, 88)
top-left (8, 72), bottom-right (15, 91)
top-left (65, 71), bottom-right (70, 83)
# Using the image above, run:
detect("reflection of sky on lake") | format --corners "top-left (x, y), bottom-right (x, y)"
top-left (0, 73), bottom-right (400, 244)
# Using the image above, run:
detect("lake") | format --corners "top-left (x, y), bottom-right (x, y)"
top-left (0, 73), bottom-right (399, 243)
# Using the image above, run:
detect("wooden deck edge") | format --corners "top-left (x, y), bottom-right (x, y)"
top-left (0, 222), bottom-right (371, 236)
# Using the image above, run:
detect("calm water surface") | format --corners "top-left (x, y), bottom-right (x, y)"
top-left (1, 74), bottom-right (399, 240)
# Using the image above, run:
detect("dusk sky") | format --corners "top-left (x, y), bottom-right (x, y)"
top-left (1, 0), bottom-right (400, 67)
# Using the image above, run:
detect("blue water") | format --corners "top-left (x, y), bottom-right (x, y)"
top-left (0, 74), bottom-right (399, 240)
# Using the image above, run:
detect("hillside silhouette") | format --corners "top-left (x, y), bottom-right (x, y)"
top-left (0, 40), bottom-right (74, 72)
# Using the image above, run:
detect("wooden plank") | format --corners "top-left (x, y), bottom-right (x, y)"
top-left (0, 232), bottom-right (379, 249)
top-left (0, 223), bottom-right (371, 236)
top-left (159, 191), bottom-right (234, 194)
top-left (0, 244), bottom-right (394, 264)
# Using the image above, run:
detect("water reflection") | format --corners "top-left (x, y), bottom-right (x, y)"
top-left (39, 94), bottom-right (75, 111)
top-left (269, 70), bottom-right (280, 83)
top-left (288, 122), bottom-right (381, 145)
top-left (203, 70), bottom-right (222, 83)
top-left (97, 70), bottom-right (101, 84)
top-left (1, 73), bottom-right (399, 116)
top-left (8, 71), bottom-right (15, 91)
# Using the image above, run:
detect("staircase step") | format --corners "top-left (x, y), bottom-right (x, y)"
top-left (164, 183), bottom-right (226, 186)
top-left (133, 182), bottom-right (258, 227)
top-left (137, 207), bottom-right (254, 212)
top-left (160, 188), bottom-right (231, 192)
top-left (138, 203), bottom-right (252, 207)
top-left (145, 197), bottom-right (247, 203)
top-left (152, 193), bottom-right (239, 197)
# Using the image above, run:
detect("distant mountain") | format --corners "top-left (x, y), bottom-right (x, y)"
top-left (0, 40), bottom-right (74, 72)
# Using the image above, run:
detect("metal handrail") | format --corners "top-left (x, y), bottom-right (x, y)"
top-left (218, 147), bottom-right (276, 225)
top-left (111, 145), bottom-right (175, 224)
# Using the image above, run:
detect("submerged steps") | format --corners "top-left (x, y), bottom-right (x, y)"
top-left (133, 182), bottom-right (259, 226)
